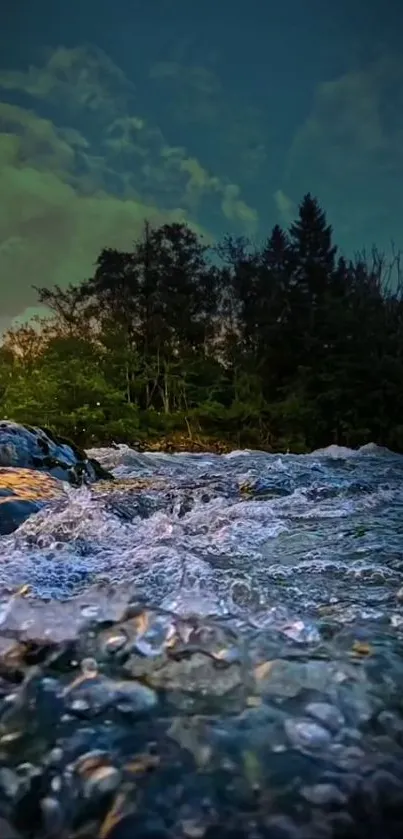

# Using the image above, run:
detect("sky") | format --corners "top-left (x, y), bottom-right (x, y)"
top-left (0, 0), bottom-right (402, 331)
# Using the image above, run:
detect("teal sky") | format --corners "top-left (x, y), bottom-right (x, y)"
top-left (0, 0), bottom-right (402, 330)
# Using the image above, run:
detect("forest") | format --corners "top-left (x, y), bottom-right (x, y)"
top-left (1, 193), bottom-right (402, 454)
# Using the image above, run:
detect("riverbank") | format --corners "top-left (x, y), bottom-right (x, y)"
top-left (86, 431), bottom-right (290, 455)
top-left (118, 433), bottom-right (264, 455)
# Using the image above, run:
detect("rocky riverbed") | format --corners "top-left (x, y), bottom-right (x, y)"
top-left (0, 427), bottom-right (402, 837)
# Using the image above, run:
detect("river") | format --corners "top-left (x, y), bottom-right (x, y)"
top-left (0, 442), bottom-right (402, 837)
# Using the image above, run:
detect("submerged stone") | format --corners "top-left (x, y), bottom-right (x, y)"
top-left (64, 672), bottom-right (158, 719)
top-left (284, 718), bottom-right (332, 751)
top-left (129, 650), bottom-right (243, 697)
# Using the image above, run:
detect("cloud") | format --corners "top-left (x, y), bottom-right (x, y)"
top-left (149, 59), bottom-right (267, 181)
top-left (0, 103), bottom-right (80, 175)
top-left (0, 118), bottom-right (189, 319)
top-left (157, 146), bottom-right (258, 230)
top-left (0, 44), bottom-right (135, 117)
top-left (0, 45), bottom-right (259, 326)
top-left (221, 184), bottom-right (258, 231)
top-left (150, 62), bottom-right (220, 98)
top-left (281, 53), bottom-right (403, 248)
top-left (273, 189), bottom-right (295, 225)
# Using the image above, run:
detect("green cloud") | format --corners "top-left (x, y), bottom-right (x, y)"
top-left (0, 45), bottom-right (259, 326)
top-left (273, 189), bottom-right (295, 225)
top-left (0, 125), bottom-right (190, 319)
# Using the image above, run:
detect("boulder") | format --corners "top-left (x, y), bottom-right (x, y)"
top-left (0, 421), bottom-right (112, 485)
top-left (0, 467), bottom-right (67, 535)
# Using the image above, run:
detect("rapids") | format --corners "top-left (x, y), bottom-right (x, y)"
top-left (0, 442), bottom-right (403, 837)
top-left (1, 442), bottom-right (402, 627)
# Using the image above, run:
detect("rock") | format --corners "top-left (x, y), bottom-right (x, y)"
top-left (0, 635), bottom-right (27, 678)
top-left (125, 650), bottom-right (243, 697)
top-left (40, 796), bottom-right (65, 837)
top-left (0, 467), bottom-right (66, 535)
top-left (305, 701), bottom-right (345, 732)
top-left (284, 718), bottom-right (332, 752)
top-left (0, 421), bottom-right (112, 485)
top-left (91, 475), bottom-right (241, 523)
top-left (64, 672), bottom-right (158, 719)
top-left (300, 783), bottom-right (347, 806)
top-left (0, 583), bottom-right (132, 643)
top-left (0, 818), bottom-right (22, 838)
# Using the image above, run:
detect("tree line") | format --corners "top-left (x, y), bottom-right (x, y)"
top-left (1, 193), bottom-right (403, 453)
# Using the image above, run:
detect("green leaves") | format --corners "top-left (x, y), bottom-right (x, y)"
top-left (1, 202), bottom-right (402, 453)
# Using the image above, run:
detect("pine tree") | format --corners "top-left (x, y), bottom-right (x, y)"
top-left (289, 193), bottom-right (337, 276)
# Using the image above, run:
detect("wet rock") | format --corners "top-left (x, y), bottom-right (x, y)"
top-left (284, 718), bottom-right (332, 752)
top-left (72, 750), bottom-right (122, 801)
top-left (254, 659), bottom-right (340, 699)
top-left (92, 476), bottom-right (240, 522)
top-left (0, 584), bottom-right (131, 643)
top-left (99, 610), bottom-right (177, 661)
top-left (99, 610), bottom-right (239, 669)
top-left (40, 796), bottom-right (65, 837)
top-left (0, 635), bottom-right (27, 679)
top-left (92, 477), bottom-right (169, 521)
top-left (167, 716), bottom-right (213, 767)
top-left (125, 650), bottom-right (243, 698)
top-left (0, 421), bottom-right (112, 485)
top-left (0, 468), bottom-right (66, 535)
top-left (363, 768), bottom-right (403, 809)
top-left (261, 815), bottom-right (301, 838)
top-left (0, 818), bottom-right (22, 838)
top-left (0, 766), bottom-right (21, 799)
top-left (240, 476), bottom-right (295, 498)
top-left (327, 744), bottom-right (365, 770)
top-left (64, 670), bottom-right (157, 719)
top-left (305, 702), bottom-right (345, 732)
top-left (301, 783), bottom-right (347, 806)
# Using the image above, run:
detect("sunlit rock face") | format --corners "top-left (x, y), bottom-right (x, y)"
top-left (0, 421), bottom-right (112, 484)
top-left (0, 467), bottom-right (67, 535)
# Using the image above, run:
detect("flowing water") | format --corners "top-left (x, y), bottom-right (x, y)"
top-left (0, 443), bottom-right (403, 837)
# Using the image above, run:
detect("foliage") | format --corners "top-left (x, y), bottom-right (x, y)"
top-left (1, 197), bottom-right (403, 453)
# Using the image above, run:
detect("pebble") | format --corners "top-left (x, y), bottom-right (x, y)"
top-left (40, 797), bottom-right (65, 837)
top-left (0, 766), bottom-right (20, 799)
top-left (0, 818), bottom-right (22, 838)
top-left (81, 657), bottom-right (99, 676)
top-left (16, 762), bottom-right (40, 780)
top-left (47, 747), bottom-right (64, 765)
top-left (262, 814), bottom-right (301, 838)
top-left (328, 744), bottom-right (365, 770)
top-left (50, 775), bottom-right (62, 793)
top-left (301, 783), bottom-right (347, 806)
top-left (103, 633), bottom-right (127, 654)
top-left (65, 674), bottom-right (157, 718)
top-left (284, 718), bottom-right (332, 751)
top-left (83, 764), bottom-right (122, 799)
top-left (181, 820), bottom-right (207, 838)
top-left (133, 614), bottom-right (176, 657)
top-left (135, 652), bottom-right (242, 696)
top-left (305, 701), bottom-right (345, 732)
top-left (71, 697), bottom-right (92, 714)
